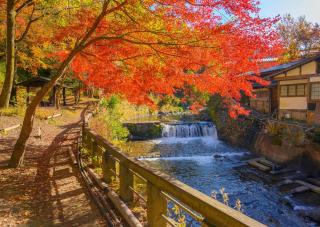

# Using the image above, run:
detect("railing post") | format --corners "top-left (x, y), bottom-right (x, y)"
top-left (147, 182), bottom-right (167, 227)
top-left (82, 130), bottom-right (88, 149)
top-left (91, 141), bottom-right (99, 167)
top-left (102, 151), bottom-right (116, 184)
top-left (119, 161), bottom-right (133, 202)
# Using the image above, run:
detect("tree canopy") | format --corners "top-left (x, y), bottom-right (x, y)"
top-left (49, 0), bottom-right (282, 117)
top-left (279, 14), bottom-right (320, 61)
top-left (1, 0), bottom-right (283, 167)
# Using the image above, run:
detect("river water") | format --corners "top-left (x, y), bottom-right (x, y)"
top-left (129, 122), bottom-right (316, 226)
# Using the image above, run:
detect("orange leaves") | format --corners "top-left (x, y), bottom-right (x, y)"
top-left (49, 0), bottom-right (282, 117)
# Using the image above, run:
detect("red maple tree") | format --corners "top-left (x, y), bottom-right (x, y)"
top-left (54, 0), bottom-right (282, 115)
top-left (9, 0), bottom-right (283, 167)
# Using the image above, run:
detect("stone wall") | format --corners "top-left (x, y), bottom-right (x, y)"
top-left (123, 122), bottom-right (163, 140)
top-left (207, 96), bottom-right (320, 176)
top-left (254, 124), bottom-right (320, 176)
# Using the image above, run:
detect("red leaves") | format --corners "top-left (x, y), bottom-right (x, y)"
top-left (50, 0), bottom-right (283, 117)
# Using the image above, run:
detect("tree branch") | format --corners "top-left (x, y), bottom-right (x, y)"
top-left (16, 0), bottom-right (33, 14)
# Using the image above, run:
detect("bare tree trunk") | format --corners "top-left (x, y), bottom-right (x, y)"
top-left (0, 0), bottom-right (15, 108)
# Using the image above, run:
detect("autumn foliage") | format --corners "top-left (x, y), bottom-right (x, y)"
top-left (51, 0), bottom-right (281, 116)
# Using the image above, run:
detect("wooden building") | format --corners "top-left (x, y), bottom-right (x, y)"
top-left (250, 53), bottom-right (320, 124)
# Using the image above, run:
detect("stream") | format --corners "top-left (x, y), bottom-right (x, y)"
top-left (128, 122), bottom-right (317, 226)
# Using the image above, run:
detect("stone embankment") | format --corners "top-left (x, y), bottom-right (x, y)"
top-left (213, 112), bottom-right (320, 176)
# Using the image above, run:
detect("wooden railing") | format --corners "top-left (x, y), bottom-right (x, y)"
top-left (82, 125), bottom-right (266, 227)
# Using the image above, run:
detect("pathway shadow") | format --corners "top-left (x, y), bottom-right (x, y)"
top-left (24, 106), bottom-right (105, 226)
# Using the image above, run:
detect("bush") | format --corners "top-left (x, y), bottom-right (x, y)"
top-left (91, 96), bottom-right (131, 142)
top-left (265, 122), bottom-right (283, 136)
top-left (0, 106), bottom-right (25, 117)
top-left (312, 128), bottom-right (320, 144)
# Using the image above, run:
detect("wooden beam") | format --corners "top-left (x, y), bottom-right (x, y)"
top-left (0, 124), bottom-right (21, 133)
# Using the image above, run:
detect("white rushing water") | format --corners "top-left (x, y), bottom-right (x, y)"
top-left (161, 122), bottom-right (218, 138)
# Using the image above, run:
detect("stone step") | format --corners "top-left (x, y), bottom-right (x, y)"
top-left (248, 160), bottom-right (271, 172)
top-left (271, 168), bottom-right (296, 175)
top-left (257, 159), bottom-right (274, 168)
top-left (306, 178), bottom-right (320, 187)
top-left (295, 180), bottom-right (320, 194)
top-left (287, 185), bottom-right (310, 195)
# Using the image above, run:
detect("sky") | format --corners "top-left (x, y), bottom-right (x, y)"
top-left (259, 0), bottom-right (320, 23)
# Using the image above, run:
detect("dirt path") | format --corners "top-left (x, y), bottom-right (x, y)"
top-left (0, 103), bottom-right (106, 226)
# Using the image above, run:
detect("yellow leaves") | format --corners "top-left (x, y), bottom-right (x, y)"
top-left (31, 46), bottom-right (45, 59)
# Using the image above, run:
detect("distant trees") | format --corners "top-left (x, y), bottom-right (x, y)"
top-left (278, 14), bottom-right (320, 61)
top-left (0, 0), bottom-right (80, 108)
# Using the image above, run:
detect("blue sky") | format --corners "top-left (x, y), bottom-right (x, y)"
top-left (259, 0), bottom-right (320, 23)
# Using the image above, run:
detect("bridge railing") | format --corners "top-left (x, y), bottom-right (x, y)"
top-left (82, 126), bottom-right (265, 227)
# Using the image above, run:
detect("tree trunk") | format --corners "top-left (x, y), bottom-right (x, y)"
top-left (8, 0), bottom-right (110, 167)
top-left (62, 87), bottom-right (66, 106)
top-left (55, 87), bottom-right (61, 110)
top-left (0, 0), bottom-right (16, 108)
top-left (8, 53), bottom-right (77, 168)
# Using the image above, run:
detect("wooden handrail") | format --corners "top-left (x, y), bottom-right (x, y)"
top-left (82, 127), bottom-right (266, 227)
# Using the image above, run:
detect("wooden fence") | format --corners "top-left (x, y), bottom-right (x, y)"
top-left (82, 126), bottom-right (266, 227)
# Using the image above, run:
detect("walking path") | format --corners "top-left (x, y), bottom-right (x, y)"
top-left (0, 103), bottom-right (106, 226)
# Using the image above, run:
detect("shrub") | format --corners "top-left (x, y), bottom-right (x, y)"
top-left (35, 108), bottom-right (56, 120)
top-left (91, 96), bottom-right (131, 142)
top-left (265, 121), bottom-right (282, 136)
top-left (0, 106), bottom-right (25, 117)
top-left (312, 128), bottom-right (320, 144)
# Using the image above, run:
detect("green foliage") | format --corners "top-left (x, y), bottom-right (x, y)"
top-left (207, 94), bottom-right (224, 127)
top-left (103, 112), bottom-right (129, 142)
top-left (125, 123), bottom-right (163, 139)
top-left (158, 96), bottom-right (184, 113)
top-left (99, 94), bottom-right (122, 110)
top-left (91, 96), bottom-right (130, 142)
top-left (311, 128), bottom-right (320, 144)
top-left (16, 68), bottom-right (33, 83)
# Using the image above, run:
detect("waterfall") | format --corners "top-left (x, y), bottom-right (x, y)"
top-left (161, 122), bottom-right (217, 138)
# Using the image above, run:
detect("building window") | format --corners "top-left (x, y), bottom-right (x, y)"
top-left (288, 85), bottom-right (296, 96)
top-left (280, 86), bottom-right (288, 96)
top-left (311, 83), bottom-right (320, 100)
top-left (297, 84), bottom-right (306, 96)
top-left (280, 84), bottom-right (306, 97)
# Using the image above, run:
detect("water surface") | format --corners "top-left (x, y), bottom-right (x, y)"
top-left (132, 123), bottom-right (315, 226)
